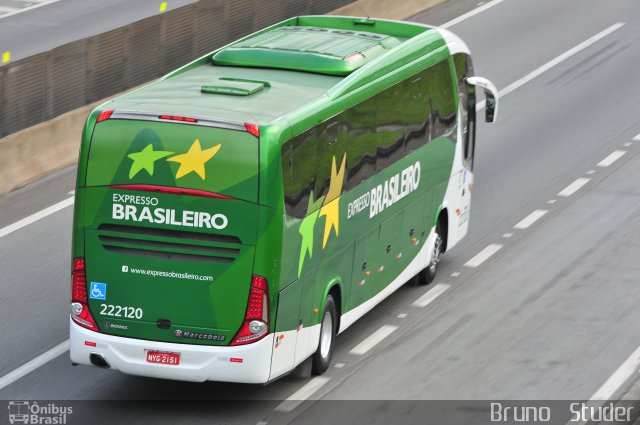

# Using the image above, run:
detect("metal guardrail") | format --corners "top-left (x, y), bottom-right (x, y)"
top-left (0, 0), bottom-right (352, 137)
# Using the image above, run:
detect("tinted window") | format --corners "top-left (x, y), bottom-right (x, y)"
top-left (282, 60), bottom-right (458, 216)
top-left (429, 59), bottom-right (457, 139)
top-left (375, 79), bottom-right (407, 172)
top-left (345, 98), bottom-right (377, 191)
top-left (404, 74), bottom-right (430, 154)
top-left (453, 53), bottom-right (475, 161)
top-left (315, 119), bottom-right (347, 201)
top-left (282, 128), bottom-right (317, 218)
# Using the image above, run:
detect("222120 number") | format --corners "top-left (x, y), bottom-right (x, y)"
top-left (99, 304), bottom-right (143, 319)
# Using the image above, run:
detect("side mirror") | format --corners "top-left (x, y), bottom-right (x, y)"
top-left (466, 76), bottom-right (499, 123)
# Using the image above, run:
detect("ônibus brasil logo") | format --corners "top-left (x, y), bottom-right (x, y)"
top-left (7, 401), bottom-right (73, 424)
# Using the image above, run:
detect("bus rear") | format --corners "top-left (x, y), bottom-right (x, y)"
top-left (69, 112), bottom-right (274, 383)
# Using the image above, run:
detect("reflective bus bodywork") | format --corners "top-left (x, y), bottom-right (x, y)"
top-left (70, 16), bottom-right (497, 383)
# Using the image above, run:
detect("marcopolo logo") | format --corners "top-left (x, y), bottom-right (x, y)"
top-left (174, 329), bottom-right (225, 341)
top-left (7, 401), bottom-right (73, 424)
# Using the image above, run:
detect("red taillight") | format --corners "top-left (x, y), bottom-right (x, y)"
top-left (71, 257), bottom-right (99, 332)
top-left (72, 258), bottom-right (87, 302)
top-left (96, 110), bottom-right (113, 123)
top-left (244, 123), bottom-right (260, 138)
top-left (230, 275), bottom-right (270, 346)
top-left (159, 114), bottom-right (198, 123)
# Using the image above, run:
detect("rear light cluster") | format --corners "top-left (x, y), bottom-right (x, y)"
top-left (159, 114), bottom-right (198, 123)
top-left (96, 110), bottom-right (113, 123)
top-left (70, 257), bottom-right (99, 332)
top-left (244, 123), bottom-right (260, 138)
top-left (230, 275), bottom-right (269, 346)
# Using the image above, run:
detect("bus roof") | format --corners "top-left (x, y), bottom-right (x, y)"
top-left (98, 16), bottom-right (448, 127)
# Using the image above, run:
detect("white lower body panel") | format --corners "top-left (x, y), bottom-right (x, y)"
top-left (70, 319), bottom-right (273, 383)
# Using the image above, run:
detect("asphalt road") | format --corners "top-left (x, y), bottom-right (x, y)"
top-left (0, 0), bottom-right (196, 62)
top-left (2, 0), bottom-right (640, 424)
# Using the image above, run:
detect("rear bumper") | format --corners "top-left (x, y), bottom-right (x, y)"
top-left (69, 319), bottom-right (273, 383)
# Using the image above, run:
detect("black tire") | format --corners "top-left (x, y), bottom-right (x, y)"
top-left (311, 295), bottom-right (337, 375)
top-left (419, 222), bottom-right (444, 285)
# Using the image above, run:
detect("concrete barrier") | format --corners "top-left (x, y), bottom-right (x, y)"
top-left (0, 0), bottom-right (444, 196)
top-left (0, 103), bottom-right (98, 195)
top-left (330, 0), bottom-right (443, 20)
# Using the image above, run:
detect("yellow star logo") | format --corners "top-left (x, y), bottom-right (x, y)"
top-left (167, 139), bottom-right (221, 180)
top-left (318, 153), bottom-right (346, 249)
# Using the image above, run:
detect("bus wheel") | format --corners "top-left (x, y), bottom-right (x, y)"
top-left (312, 295), bottom-right (337, 375)
top-left (420, 223), bottom-right (443, 285)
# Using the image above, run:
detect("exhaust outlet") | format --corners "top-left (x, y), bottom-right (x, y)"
top-left (89, 353), bottom-right (111, 368)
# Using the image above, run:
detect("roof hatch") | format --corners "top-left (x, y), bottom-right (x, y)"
top-left (201, 77), bottom-right (270, 96)
top-left (211, 26), bottom-right (402, 76)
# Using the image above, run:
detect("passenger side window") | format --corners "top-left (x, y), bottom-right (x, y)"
top-left (346, 97), bottom-right (377, 191)
top-left (282, 60), bottom-right (459, 216)
top-left (404, 74), bottom-right (430, 154)
top-left (375, 80), bottom-right (407, 172)
top-left (282, 128), bottom-right (317, 218)
top-left (315, 119), bottom-right (347, 202)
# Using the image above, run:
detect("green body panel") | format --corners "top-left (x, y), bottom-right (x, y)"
top-left (277, 138), bottom-right (455, 330)
top-left (82, 185), bottom-right (260, 344)
top-left (73, 15), bottom-right (463, 346)
top-left (86, 120), bottom-right (259, 201)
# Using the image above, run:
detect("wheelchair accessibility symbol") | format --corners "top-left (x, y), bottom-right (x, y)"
top-left (89, 282), bottom-right (107, 300)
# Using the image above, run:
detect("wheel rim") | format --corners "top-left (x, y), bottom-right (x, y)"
top-left (319, 309), bottom-right (333, 359)
top-left (428, 233), bottom-right (443, 273)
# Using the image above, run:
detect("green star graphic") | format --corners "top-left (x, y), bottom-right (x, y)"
top-left (127, 144), bottom-right (174, 179)
top-left (298, 191), bottom-right (325, 278)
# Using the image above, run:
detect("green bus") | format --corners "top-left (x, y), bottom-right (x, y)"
top-left (69, 15), bottom-right (497, 383)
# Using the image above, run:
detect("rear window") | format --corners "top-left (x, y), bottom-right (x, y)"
top-left (85, 120), bottom-right (258, 202)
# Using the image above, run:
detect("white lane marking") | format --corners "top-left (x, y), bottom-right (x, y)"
top-left (597, 150), bottom-right (626, 167)
top-left (0, 6), bottom-right (19, 13)
top-left (412, 283), bottom-right (450, 308)
top-left (513, 209), bottom-right (548, 230)
top-left (0, 0), bottom-right (60, 19)
top-left (441, 0), bottom-right (505, 29)
top-left (558, 177), bottom-right (590, 197)
top-left (67, 190), bottom-right (75, 195)
top-left (0, 197), bottom-right (73, 239)
top-left (547, 199), bottom-right (557, 204)
top-left (591, 345), bottom-right (640, 400)
top-left (0, 340), bottom-right (69, 390)
top-left (477, 23), bottom-right (625, 111)
top-left (274, 376), bottom-right (330, 412)
top-left (397, 313), bottom-right (408, 319)
top-left (464, 244), bottom-right (503, 268)
top-left (586, 170), bottom-right (596, 175)
top-left (349, 325), bottom-right (398, 356)
top-left (450, 272), bottom-right (461, 278)
top-left (334, 362), bottom-right (346, 368)
top-left (502, 232), bottom-right (513, 238)
top-left (623, 142), bottom-right (632, 147)
top-left (633, 133), bottom-right (640, 142)
top-left (498, 23), bottom-right (624, 98)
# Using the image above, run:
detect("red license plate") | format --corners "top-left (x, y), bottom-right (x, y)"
top-left (146, 350), bottom-right (180, 365)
